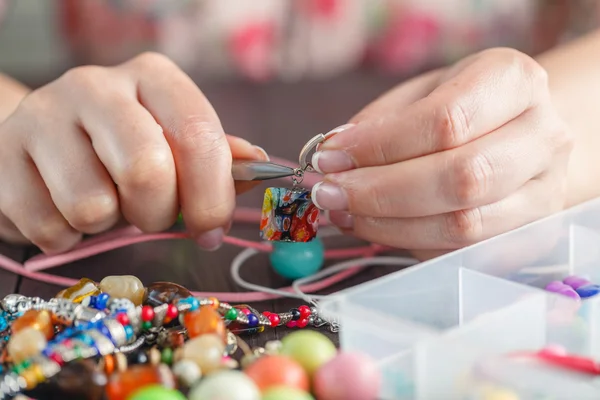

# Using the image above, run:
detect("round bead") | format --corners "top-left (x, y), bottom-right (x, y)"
top-left (270, 239), bottom-right (325, 280)
top-left (247, 314), bottom-right (259, 327)
top-left (576, 284), bottom-right (600, 298)
top-left (8, 327), bottom-right (47, 364)
top-left (563, 275), bottom-right (591, 290)
top-left (161, 348), bottom-right (174, 365)
top-left (141, 306), bottom-right (155, 322)
top-left (298, 305), bottom-right (311, 318)
top-left (313, 352), bottom-right (382, 400)
top-left (99, 275), bottom-right (145, 306)
top-left (208, 297), bottom-right (220, 308)
top-left (225, 308), bottom-right (238, 320)
top-left (268, 314), bottom-right (280, 327)
top-left (128, 385), bottom-right (186, 400)
top-left (95, 293), bottom-right (110, 310)
top-left (244, 355), bottom-right (310, 392)
top-left (182, 334), bottom-right (225, 374)
top-left (11, 310), bottom-right (54, 339)
top-left (183, 307), bottom-right (227, 342)
top-left (172, 359), bottom-right (202, 387)
top-left (166, 304), bottom-right (179, 320)
top-left (115, 313), bottom-right (130, 326)
top-left (141, 321), bottom-right (152, 330)
top-left (188, 370), bottom-right (260, 400)
top-left (290, 309), bottom-right (301, 321)
top-left (262, 387), bottom-right (315, 400)
top-left (280, 330), bottom-right (337, 376)
top-left (286, 321), bottom-right (297, 328)
top-left (124, 325), bottom-right (134, 340)
top-left (296, 318), bottom-right (309, 329)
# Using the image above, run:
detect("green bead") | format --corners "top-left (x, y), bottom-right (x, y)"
top-left (161, 347), bottom-right (173, 365)
top-left (269, 239), bottom-right (324, 280)
top-left (127, 385), bottom-right (186, 400)
top-left (141, 321), bottom-right (152, 330)
top-left (280, 330), bottom-right (337, 375)
top-left (262, 386), bottom-right (315, 400)
top-left (225, 308), bottom-right (238, 320)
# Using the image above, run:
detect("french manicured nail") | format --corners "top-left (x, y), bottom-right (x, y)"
top-left (312, 150), bottom-right (354, 173)
top-left (253, 145), bottom-right (270, 161)
top-left (322, 123), bottom-right (355, 140)
top-left (196, 227), bottom-right (224, 251)
top-left (311, 181), bottom-right (348, 211)
top-left (327, 210), bottom-right (354, 229)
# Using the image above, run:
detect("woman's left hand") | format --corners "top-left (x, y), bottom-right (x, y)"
top-left (310, 48), bottom-right (574, 260)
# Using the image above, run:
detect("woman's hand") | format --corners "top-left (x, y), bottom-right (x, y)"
top-left (311, 48), bottom-right (574, 260)
top-left (0, 52), bottom-right (267, 253)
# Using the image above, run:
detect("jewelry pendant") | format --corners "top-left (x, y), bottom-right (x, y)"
top-left (260, 134), bottom-right (325, 243)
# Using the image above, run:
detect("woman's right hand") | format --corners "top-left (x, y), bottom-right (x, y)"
top-left (0, 52), bottom-right (267, 253)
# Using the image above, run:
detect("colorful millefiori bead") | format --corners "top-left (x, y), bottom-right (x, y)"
top-left (260, 187), bottom-right (319, 242)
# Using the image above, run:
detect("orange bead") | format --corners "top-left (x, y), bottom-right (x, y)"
top-left (244, 355), bottom-right (310, 392)
top-left (183, 306), bottom-right (226, 341)
top-left (11, 310), bottom-right (54, 339)
top-left (208, 297), bottom-right (220, 309)
top-left (105, 364), bottom-right (175, 400)
top-left (103, 355), bottom-right (115, 375)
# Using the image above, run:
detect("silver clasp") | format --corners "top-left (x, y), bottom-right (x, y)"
top-left (298, 133), bottom-right (326, 173)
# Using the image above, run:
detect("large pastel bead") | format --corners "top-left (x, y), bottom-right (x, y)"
top-left (172, 359), bottom-right (202, 387)
top-left (182, 334), bottom-right (225, 374)
top-left (99, 275), bottom-right (145, 306)
top-left (262, 387), bottom-right (315, 400)
top-left (56, 278), bottom-right (101, 303)
top-left (105, 364), bottom-right (175, 400)
top-left (563, 275), bottom-right (591, 290)
top-left (127, 385), bottom-right (186, 400)
top-left (244, 355), bottom-right (309, 392)
top-left (270, 239), bottom-right (325, 280)
top-left (183, 306), bottom-right (226, 342)
top-left (7, 327), bottom-right (47, 363)
top-left (280, 330), bottom-right (337, 376)
top-left (313, 352), bottom-right (381, 400)
top-left (11, 310), bottom-right (54, 339)
top-left (575, 284), bottom-right (600, 299)
top-left (260, 187), bottom-right (319, 243)
top-left (188, 370), bottom-right (260, 400)
top-left (144, 282), bottom-right (192, 307)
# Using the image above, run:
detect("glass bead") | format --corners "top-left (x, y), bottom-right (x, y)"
top-left (298, 305), bottom-right (311, 318)
top-left (290, 308), bottom-right (301, 321)
top-left (243, 355), bottom-right (309, 392)
top-left (105, 364), bottom-right (175, 400)
top-left (55, 278), bottom-right (101, 303)
top-left (260, 187), bottom-right (319, 242)
top-left (313, 352), bottom-right (382, 400)
top-left (161, 348), bottom-right (173, 365)
top-left (182, 334), bottom-right (225, 374)
top-left (188, 370), bottom-right (260, 400)
top-left (247, 314), bottom-right (259, 327)
top-left (270, 239), bottom-right (325, 280)
top-left (262, 387), bottom-right (315, 400)
top-left (128, 385), bottom-right (186, 400)
top-left (95, 293), bottom-right (110, 310)
top-left (224, 308), bottom-right (238, 320)
top-left (141, 306), bottom-right (155, 322)
top-left (141, 321), bottom-right (152, 331)
top-left (99, 275), bottom-right (145, 306)
top-left (11, 310), bottom-right (54, 340)
top-left (280, 330), bottom-right (337, 376)
top-left (7, 327), bottom-right (47, 364)
top-left (144, 282), bottom-right (192, 307)
top-left (172, 359), bottom-right (201, 387)
top-left (183, 306), bottom-right (227, 342)
top-left (268, 314), bottom-right (280, 327)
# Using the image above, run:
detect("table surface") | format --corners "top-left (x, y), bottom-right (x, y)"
top-left (0, 72), bottom-right (409, 349)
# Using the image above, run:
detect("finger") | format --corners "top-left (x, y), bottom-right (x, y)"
top-left (121, 53), bottom-right (238, 246)
top-left (313, 107), bottom-right (562, 218)
top-left (329, 176), bottom-right (560, 250)
top-left (0, 136), bottom-right (81, 253)
top-left (20, 99), bottom-right (120, 234)
top-left (315, 48), bottom-right (549, 172)
top-left (0, 212), bottom-right (29, 244)
top-left (228, 135), bottom-right (271, 195)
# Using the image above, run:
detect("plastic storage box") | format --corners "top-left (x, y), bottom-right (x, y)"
top-left (319, 196), bottom-right (600, 400)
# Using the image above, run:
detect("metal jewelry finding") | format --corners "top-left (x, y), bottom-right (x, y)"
top-left (292, 133), bottom-right (326, 186)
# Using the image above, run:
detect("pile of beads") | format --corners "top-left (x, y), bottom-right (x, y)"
top-left (0, 274), bottom-right (358, 399)
top-left (545, 275), bottom-right (600, 300)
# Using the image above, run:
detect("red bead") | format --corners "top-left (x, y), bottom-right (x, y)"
top-left (262, 311), bottom-right (271, 316)
top-left (141, 306), bottom-right (155, 322)
top-left (297, 318), bottom-right (309, 328)
top-left (49, 352), bottom-right (64, 366)
top-left (115, 313), bottom-right (130, 326)
top-left (241, 308), bottom-right (251, 315)
top-left (166, 304), bottom-right (179, 320)
top-left (298, 305), bottom-right (311, 318)
top-left (268, 314), bottom-right (280, 327)
top-left (286, 320), bottom-right (297, 328)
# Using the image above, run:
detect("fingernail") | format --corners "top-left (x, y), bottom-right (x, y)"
top-left (196, 227), bottom-right (224, 251)
top-left (322, 123), bottom-right (355, 140)
top-left (312, 150), bottom-right (354, 174)
top-left (253, 145), bottom-right (270, 161)
top-left (311, 181), bottom-right (348, 211)
top-left (327, 210), bottom-right (354, 229)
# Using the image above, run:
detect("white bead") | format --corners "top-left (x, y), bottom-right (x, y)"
top-left (172, 359), bottom-right (202, 387)
top-left (188, 370), bottom-right (260, 400)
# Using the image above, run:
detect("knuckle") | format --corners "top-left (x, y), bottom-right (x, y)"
top-left (167, 117), bottom-right (227, 160)
top-left (130, 51), bottom-right (175, 72)
top-left (66, 194), bottom-right (119, 233)
top-left (434, 100), bottom-right (471, 150)
top-left (59, 65), bottom-right (106, 89)
top-left (451, 153), bottom-right (493, 207)
top-left (187, 202), bottom-right (233, 230)
top-left (119, 146), bottom-right (175, 193)
top-left (27, 218), bottom-right (77, 250)
top-left (445, 208), bottom-right (483, 246)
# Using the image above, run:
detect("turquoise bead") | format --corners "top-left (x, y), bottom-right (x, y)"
top-left (270, 238), bottom-right (324, 280)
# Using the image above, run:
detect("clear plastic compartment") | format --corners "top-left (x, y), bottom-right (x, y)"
top-left (319, 197), bottom-right (600, 399)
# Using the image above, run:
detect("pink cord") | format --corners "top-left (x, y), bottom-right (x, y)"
top-left (0, 155), bottom-right (390, 302)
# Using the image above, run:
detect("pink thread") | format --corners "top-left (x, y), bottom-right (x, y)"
top-left (0, 154), bottom-right (389, 302)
